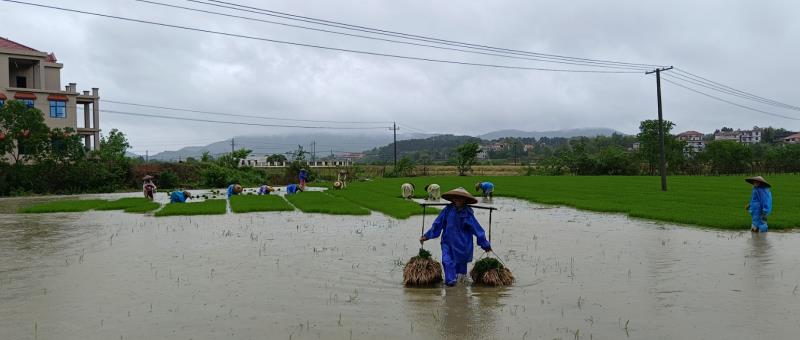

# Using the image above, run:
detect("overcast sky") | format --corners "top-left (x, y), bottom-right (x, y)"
top-left (2, 0), bottom-right (798, 154)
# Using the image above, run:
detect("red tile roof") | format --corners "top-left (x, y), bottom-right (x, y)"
top-left (677, 131), bottom-right (703, 136)
top-left (0, 93), bottom-right (7, 100)
top-left (14, 92), bottom-right (37, 100)
top-left (0, 37), bottom-right (40, 52)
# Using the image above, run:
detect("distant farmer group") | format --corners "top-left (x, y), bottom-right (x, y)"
top-left (400, 181), bottom-right (494, 201)
top-left (143, 168), bottom-right (325, 203)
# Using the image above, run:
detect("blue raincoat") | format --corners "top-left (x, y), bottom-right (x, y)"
top-left (423, 205), bottom-right (491, 284)
top-left (286, 184), bottom-right (300, 195)
top-left (299, 169), bottom-right (308, 182)
top-left (226, 184), bottom-right (239, 198)
top-left (258, 185), bottom-right (271, 195)
top-left (169, 191), bottom-right (188, 203)
top-left (749, 187), bottom-right (772, 232)
top-left (479, 182), bottom-right (494, 193)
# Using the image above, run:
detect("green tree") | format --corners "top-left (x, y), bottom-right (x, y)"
top-left (217, 148), bottom-right (252, 169)
top-left (386, 156), bottom-right (415, 177)
top-left (702, 140), bottom-right (752, 174)
top-left (95, 129), bottom-right (131, 161)
top-left (636, 119), bottom-right (686, 175)
top-left (266, 153), bottom-right (287, 163)
top-left (200, 151), bottom-right (212, 162)
top-left (0, 100), bottom-right (51, 164)
top-left (455, 142), bottom-right (480, 176)
top-left (43, 127), bottom-right (85, 164)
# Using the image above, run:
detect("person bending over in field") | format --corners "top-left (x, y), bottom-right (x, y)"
top-left (142, 175), bottom-right (157, 201)
top-left (286, 183), bottom-right (303, 195)
top-left (745, 176), bottom-right (772, 233)
top-left (420, 187), bottom-right (492, 287)
top-left (425, 183), bottom-right (441, 201)
top-left (170, 190), bottom-right (191, 203)
top-left (401, 183), bottom-right (415, 199)
top-left (475, 181), bottom-right (494, 199)
top-left (227, 182), bottom-right (243, 199)
top-left (257, 183), bottom-right (273, 195)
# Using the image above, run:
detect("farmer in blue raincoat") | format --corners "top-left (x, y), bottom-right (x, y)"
top-left (286, 183), bottom-right (303, 195)
top-left (475, 181), bottom-right (494, 199)
top-left (170, 190), bottom-right (191, 203)
top-left (299, 169), bottom-right (309, 190)
top-left (227, 183), bottom-right (243, 198)
top-left (420, 187), bottom-right (492, 286)
top-left (745, 176), bottom-right (772, 232)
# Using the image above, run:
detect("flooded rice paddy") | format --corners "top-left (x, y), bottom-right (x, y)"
top-left (2, 193), bottom-right (800, 339)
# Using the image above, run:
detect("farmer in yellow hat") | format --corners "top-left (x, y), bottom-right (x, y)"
top-left (745, 176), bottom-right (772, 232)
top-left (420, 187), bottom-right (492, 287)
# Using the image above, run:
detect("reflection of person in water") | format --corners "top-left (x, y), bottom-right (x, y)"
top-left (402, 286), bottom-right (504, 339)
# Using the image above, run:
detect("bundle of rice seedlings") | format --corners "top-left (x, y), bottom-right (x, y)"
top-left (403, 248), bottom-right (443, 286)
top-left (470, 257), bottom-right (514, 286)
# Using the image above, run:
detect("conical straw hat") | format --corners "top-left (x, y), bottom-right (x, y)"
top-left (441, 187), bottom-right (478, 205)
top-left (142, 175), bottom-right (154, 180)
top-left (745, 176), bottom-right (771, 187)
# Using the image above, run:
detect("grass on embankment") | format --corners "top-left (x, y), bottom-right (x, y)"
top-left (154, 199), bottom-right (227, 217)
top-left (341, 176), bottom-right (800, 229)
top-left (286, 192), bottom-right (370, 215)
top-left (19, 199), bottom-right (108, 213)
top-left (230, 195), bottom-right (294, 213)
top-left (96, 197), bottom-right (161, 213)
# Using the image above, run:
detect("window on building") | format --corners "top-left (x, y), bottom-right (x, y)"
top-left (49, 100), bottom-right (66, 118)
top-left (22, 99), bottom-right (34, 108)
top-left (16, 76), bottom-right (27, 88)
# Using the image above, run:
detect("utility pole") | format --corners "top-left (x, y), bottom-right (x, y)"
top-left (390, 122), bottom-right (399, 168)
top-left (513, 142), bottom-right (518, 165)
top-left (230, 138), bottom-right (235, 153)
top-left (311, 140), bottom-right (316, 163)
top-left (145, 150), bottom-right (149, 163)
top-left (645, 66), bottom-right (673, 192)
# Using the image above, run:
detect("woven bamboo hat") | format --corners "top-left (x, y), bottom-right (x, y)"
top-left (142, 175), bottom-right (154, 180)
top-left (233, 184), bottom-right (243, 193)
top-left (745, 176), bottom-right (771, 187)
top-left (442, 187), bottom-right (478, 205)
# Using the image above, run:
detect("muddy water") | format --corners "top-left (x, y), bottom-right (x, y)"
top-left (1, 194), bottom-right (800, 339)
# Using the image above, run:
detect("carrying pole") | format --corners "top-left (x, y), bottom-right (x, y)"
top-left (488, 209), bottom-right (493, 242)
top-left (420, 205), bottom-right (426, 247)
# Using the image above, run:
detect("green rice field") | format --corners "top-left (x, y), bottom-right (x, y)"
top-left (96, 197), bottom-right (161, 213)
top-left (286, 192), bottom-right (370, 215)
top-left (342, 175), bottom-right (800, 229)
top-left (230, 195), bottom-right (294, 213)
top-left (154, 199), bottom-right (227, 217)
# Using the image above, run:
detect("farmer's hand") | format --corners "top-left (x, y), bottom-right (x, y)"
top-left (483, 247), bottom-right (492, 253)
top-left (745, 203), bottom-right (750, 211)
top-left (419, 236), bottom-right (427, 244)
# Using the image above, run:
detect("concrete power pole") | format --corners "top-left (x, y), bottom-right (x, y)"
top-left (230, 138), bottom-right (235, 153)
top-left (645, 66), bottom-right (673, 192)
top-left (390, 122), bottom-right (399, 168)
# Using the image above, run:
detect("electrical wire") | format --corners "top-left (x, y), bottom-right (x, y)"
top-left (135, 0), bottom-right (649, 71)
top-left (104, 99), bottom-right (392, 124)
top-left (0, 0), bottom-right (643, 74)
top-left (673, 68), bottom-right (800, 111)
top-left (101, 109), bottom-right (394, 129)
top-left (661, 77), bottom-right (800, 121)
top-left (194, 0), bottom-right (664, 69)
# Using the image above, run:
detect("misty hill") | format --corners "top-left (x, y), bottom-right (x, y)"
top-left (148, 133), bottom-right (423, 161)
top-left (479, 128), bottom-right (620, 140)
top-left (362, 134), bottom-right (481, 163)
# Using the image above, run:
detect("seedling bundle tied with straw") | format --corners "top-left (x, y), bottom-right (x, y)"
top-left (404, 202), bottom-right (514, 287)
top-left (403, 205), bottom-right (443, 286)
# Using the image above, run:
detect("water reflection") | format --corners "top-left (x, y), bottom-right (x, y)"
top-left (403, 284), bottom-right (504, 339)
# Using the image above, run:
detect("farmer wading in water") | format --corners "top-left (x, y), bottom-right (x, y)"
top-left (745, 176), bottom-right (772, 233)
top-left (420, 187), bottom-right (492, 287)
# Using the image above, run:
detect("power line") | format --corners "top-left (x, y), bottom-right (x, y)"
top-left (672, 68), bottom-right (800, 111)
top-left (135, 0), bottom-right (649, 71)
top-left (194, 0), bottom-right (663, 69)
top-left (104, 99), bottom-right (392, 124)
top-left (661, 77), bottom-right (800, 121)
top-left (101, 109), bottom-right (395, 129)
top-left (0, 0), bottom-right (642, 74)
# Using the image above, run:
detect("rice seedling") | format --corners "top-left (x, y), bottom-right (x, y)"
top-left (229, 195), bottom-right (294, 213)
top-left (19, 199), bottom-right (108, 213)
top-left (402, 248), bottom-right (443, 286)
top-left (286, 192), bottom-right (370, 215)
top-left (96, 197), bottom-right (160, 213)
top-left (470, 257), bottom-right (514, 286)
top-left (154, 199), bottom-right (227, 217)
